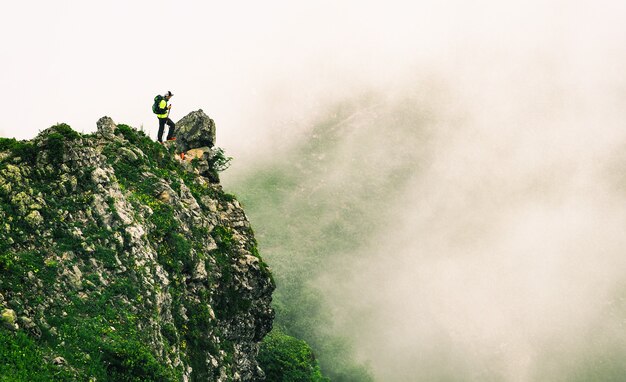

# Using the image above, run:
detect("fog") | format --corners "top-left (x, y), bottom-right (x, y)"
top-left (315, 66), bottom-right (626, 380)
top-left (225, 1), bottom-right (626, 381)
top-left (5, 1), bottom-right (626, 380)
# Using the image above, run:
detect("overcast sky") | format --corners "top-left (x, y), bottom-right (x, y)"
top-left (5, 0), bottom-right (624, 158)
top-left (2, 0), bottom-right (444, 146)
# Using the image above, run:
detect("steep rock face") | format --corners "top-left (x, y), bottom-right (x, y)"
top-left (0, 115), bottom-right (274, 381)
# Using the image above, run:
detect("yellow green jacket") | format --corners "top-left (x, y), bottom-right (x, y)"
top-left (156, 99), bottom-right (169, 119)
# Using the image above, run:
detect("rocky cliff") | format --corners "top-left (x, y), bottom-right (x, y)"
top-left (0, 111), bottom-right (274, 381)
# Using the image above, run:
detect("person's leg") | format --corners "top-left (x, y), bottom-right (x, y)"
top-left (157, 118), bottom-right (166, 142)
top-left (165, 118), bottom-right (176, 140)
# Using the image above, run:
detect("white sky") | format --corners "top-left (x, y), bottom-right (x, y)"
top-left (5, 0), bottom-right (623, 155)
top-left (1, 0), bottom-right (435, 143)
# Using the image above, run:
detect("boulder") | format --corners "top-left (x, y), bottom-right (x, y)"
top-left (96, 116), bottom-right (116, 138)
top-left (25, 210), bottom-right (44, 227)
top-left (175, 110), bottom-right (216, 152)
top-left (52, 357), bottom-right (67, 366)
top-left (1, 308), bottom-right (17, 330)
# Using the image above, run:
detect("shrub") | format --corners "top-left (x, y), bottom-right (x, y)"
top-left (258, 329), bottom-right (329, 382)
top-left (157, 232), bottom-right (193, 274)
top-left (45, 132), bottom-right (66, 162)
top-left (51, 123), bottom-right (81, 140)
top-left (0, 137), bottom-right (17, 152)
top-left (101, 336), bottom-right (175, 382)
top-left (209, 148), bottom-right (232, 172)
top-left (0, 138), bottom-right (37, 164)
top-left (115, 124), bottom-right (143, 145)
top-left (0, 252), bottom-right (15, 271)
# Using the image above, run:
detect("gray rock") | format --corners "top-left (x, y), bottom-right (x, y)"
top-left (158, 191), bottom-right (171, 203)
top-left (52, 357), bottom-right (67, 366)
top-left (118, 147), bottom-right (139, 162)
top-left (192, 261), bottom-right (208, 281)
top-left (175, 110), bottom-right (216, 152)
top-left (96, 116), bottom-right (116, 138)
top-left (1, 309), bottom-right (17, 330)
top-left (19, 316), bottom-right (41, 337)
top-left (25, 210), bottom-right (43, 227)
top-left (91, 167), bottom-right (110, 185)
top-left (1, 308), bottom-right (16, 322)
top-left (180, 146), bottom-right (222, 182)
top-left (62, 265), bottom-right (83, 290)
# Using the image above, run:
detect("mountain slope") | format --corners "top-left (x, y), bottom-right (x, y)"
top-left (0, 113), bottom-right (274, 381)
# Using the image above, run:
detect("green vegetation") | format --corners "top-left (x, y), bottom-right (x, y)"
top-left (43, 123), bottom-right (82, 163)
top-left (231, 166), bottom-right (376, 381)
top-left (227, 99), bottom-right (432, 381)
top-left (45, 133), bottom-right (68, 163)
top-left (0, 122), bottom-right (278, 381)
top-left (0, 329), bottom-right (75, 381)
top-left (114, 124), bottom-right (143, 145)
top-left (50, 123), bottom-right (82, 141)
top-left (210, 225), bottom-right (254, 319)
top-left (100, 334), bottom-right (176, 382)
top-left (39, 290), bottom-right (181, 381)
top-left (258, 329), bottom-right (329, 382)
top-left (209, 147), bottom-right (233, 172)
top-left (0, 123), bottom-right (81, 169)
top-left (0, 124), bottom-right (182, 379)
top-left (0, 138), bottom-right (37, 164)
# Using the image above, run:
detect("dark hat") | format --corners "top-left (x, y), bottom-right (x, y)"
top-left (165, 90), bottom-right (173, 97)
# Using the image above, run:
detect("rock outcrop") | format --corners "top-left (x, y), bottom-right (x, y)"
top-left (175, 109), bottom-right (216, 152)
top-left (174, 110), bottom-right (228, 183)
top-left (0, 114), bottom-right (274, 381)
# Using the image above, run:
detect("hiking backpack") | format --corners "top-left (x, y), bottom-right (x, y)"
top-left (152, 95), bottom-right (164, 114)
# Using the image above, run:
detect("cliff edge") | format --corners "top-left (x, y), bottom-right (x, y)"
top-left (0, 111), bottom-right (274, 381)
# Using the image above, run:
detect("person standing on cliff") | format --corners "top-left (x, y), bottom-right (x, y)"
top-left (153, 90), bottom-right (176, 143)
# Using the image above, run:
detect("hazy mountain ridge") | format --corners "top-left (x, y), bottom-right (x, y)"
top-left (228, 84), bottom-right (626, 381)
top-left (227, 93), bottom-right (440, 381)
top-left (0, 113), bottom-right (274, 381)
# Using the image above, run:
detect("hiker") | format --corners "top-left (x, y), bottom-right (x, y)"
top-left (153, 91), bottom-right (176, 143)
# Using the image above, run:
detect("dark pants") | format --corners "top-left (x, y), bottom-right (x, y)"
top-left (157, 117), bottom-right (175, 142)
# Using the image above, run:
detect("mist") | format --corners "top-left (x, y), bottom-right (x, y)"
top-left (315, 70), bottom-right (626, 380)
top-left (4, 0), bottom-right (626, 380)
top-left (224, 1), bottom-right (626, 381)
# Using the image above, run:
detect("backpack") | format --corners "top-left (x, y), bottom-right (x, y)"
top-left (152, 95), bottom-right (164, 114)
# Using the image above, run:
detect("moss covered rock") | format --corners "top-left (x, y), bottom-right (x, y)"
top-left (0, 115), bottom-right (275, 381)
top-left (1, 308), bottom-right (17, 330)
